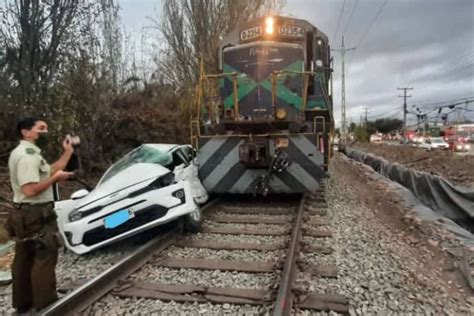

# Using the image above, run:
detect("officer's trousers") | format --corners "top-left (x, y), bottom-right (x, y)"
top-left (7, 203), bottom-right (59, 311)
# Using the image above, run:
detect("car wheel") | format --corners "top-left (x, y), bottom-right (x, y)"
top-left (184, 207), bottom-right (202, 233)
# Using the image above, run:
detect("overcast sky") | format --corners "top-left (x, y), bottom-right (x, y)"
top-left (119, 0), bottom-right (474, 126)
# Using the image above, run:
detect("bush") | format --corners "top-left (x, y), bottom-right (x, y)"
top-left (354, 125), bottom-right (369, 143)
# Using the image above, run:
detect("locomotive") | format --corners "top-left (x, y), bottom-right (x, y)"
top-left (191, 16), bottom-right (334, 195)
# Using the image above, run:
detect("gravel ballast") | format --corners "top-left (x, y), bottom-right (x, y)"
top-left (131, 266), bottom-right (279, 290)
top-left (89, 295), bottom-right (271, 315)
top-left (2, 153), bottom-right (473, 315)
top-left (295, 157), bottom-right (473, 315)
top-left (0, 239), bottom-right (136, 314)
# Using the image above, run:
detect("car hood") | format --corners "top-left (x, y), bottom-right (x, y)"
top-left (75, 163), bottom-right (170, 209)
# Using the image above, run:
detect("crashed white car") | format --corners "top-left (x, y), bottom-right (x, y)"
top-left (55, 144), bottom-right (208, 255)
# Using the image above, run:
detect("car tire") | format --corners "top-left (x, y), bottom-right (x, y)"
top-left (184, 207), bottom-right (202, 233)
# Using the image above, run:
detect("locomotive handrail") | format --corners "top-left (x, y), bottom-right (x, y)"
top-left (199, 71), bottom-right (240, 122)
top-left (203, 72), bottom-right (236, 79)
top-left (313, 116), bottom-right (326, 134)
top-left (316, 132), bottom-right (322, 152)
top-left (189, 120), bottom-right (200, 149)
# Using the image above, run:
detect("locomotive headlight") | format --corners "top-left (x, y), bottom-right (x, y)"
top-left (265, 17), bottom-right (274, 34)
top-left (276, 108), bottom-right (287, 120)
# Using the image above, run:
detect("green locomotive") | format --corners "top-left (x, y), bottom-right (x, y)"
top-left (192, 16), bottom-right (334, 195)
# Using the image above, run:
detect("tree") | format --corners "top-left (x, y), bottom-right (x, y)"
top-left (374, 118), bottom-right (403, 134)
top-left (349, 122), bottom-right (356, 133)
top-left (0, 0), bottom-right (94, 113)
top-left (366, 121), bottom-right (377, 135)
top-left (99, 0), bottom-right (122, 90)
top-left (354, 124), bottom-right (369, 143)
top-left (156, 0), bottom-right (284, 94)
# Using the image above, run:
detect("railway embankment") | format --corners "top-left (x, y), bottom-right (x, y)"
top-left (343, 147), bottom-right (473, 238)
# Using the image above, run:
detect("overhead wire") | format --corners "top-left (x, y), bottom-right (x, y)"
top-left (342, 0), bottom-right (359, 35)
top-left (368, 106), bottom-right (403, 120)
top-left (333, 0), bottom-right (346, 43)
top-left (416, 95), bottom-right (474, 109)
top-left (355, 0), bottom-right (389, 48)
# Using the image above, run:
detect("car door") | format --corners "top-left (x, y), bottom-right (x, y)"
top-left (173, 145), bottom-right (208, 204)
top-left (421, 139), bottom-right (431, 150)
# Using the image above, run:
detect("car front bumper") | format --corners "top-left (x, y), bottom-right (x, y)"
top-left (60, 182), bottom-right (198, 255)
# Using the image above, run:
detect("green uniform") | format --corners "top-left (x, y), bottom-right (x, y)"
top-left (6, 140), bottom-right (60, 311)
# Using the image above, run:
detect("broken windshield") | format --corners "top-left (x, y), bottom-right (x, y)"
top-left (99, 145), bottom-right (173, 184)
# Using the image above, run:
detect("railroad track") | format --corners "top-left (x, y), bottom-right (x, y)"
top-left (42, 187), bottom-right (349, 315)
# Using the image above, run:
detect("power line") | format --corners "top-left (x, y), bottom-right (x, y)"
top-left (416, 95), bottom-right (474, 109)
top-left (333, 0), bottom-right (346, 43)
top-left (355, 0), bottom-right (389, 48)
top-left (369, 107), bottom-right (404, 120)
top-left (342, 0), bottom-right (359, 35)
top-left (436, 50), bottom-right (474, 73)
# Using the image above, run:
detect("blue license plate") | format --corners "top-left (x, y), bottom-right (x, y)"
top-left (104, 209), bottom-right (131, 229)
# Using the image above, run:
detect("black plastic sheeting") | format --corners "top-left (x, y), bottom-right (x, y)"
top-left (344, 147), bottom-right (474, 230)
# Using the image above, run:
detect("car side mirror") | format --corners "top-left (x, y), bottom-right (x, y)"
top-left (71, 189), bottom-right (89, 200)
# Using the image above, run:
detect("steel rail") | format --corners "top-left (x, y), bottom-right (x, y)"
top-left (273, 194), bottom-right (306, 316)
top-left (40, 198), bottom-right (221, 315)
top-left (40, 228), bottom-right (180, 315)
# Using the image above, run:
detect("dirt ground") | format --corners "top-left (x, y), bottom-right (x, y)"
top-left (330, 153), bottom-right (472, 294)
top-left (353, 143), bottom-right (474, 187)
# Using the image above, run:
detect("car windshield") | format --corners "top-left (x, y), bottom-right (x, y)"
top-left (431, 138), bottom-right (444, 143)
top-left (99, 145), bottom-right (173, 184)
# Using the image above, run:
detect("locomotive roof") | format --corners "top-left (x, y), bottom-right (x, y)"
top-left (220, 15), bottom-right (329, 47)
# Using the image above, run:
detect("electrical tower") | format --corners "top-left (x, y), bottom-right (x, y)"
top-left (398, 87), bottom-right (413, 143)
top-left (364, 107), bottom-right (369, 125)
top-left (332, 36), bottom-right (355, 143)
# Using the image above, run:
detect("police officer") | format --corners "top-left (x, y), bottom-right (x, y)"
top-left (6, 118), bottom-right (74, 314)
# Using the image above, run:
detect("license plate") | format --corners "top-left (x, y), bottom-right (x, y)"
top-left (104, 209), bottom-right (131, 229)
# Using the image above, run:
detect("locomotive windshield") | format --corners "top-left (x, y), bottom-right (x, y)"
top-left (221, 42), bottom-right (304, 121)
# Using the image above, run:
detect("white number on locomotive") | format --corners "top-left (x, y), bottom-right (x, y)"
top-left (278, 25), bottom-right (304, 38)
top-left (240, 27), bottom-right (262, 41)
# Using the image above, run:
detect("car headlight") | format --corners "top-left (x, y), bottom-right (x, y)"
top-left (465, 144), bottom-right (470, 149)
top-left (69, 210), bottom-right (83, 222)
top-left (456, 145), bottom-right (462, 150)
top-left (150, 172), bottom-right (176, 188)
top-left (127, 173), bottom-right (176, 198)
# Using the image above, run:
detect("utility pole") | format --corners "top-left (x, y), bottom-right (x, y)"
top-left (364, 107), bottom-right (369, 125)
top-left (398, 87), bottom-right (413, 143)
top-left (332, 36), bottom-right (355, 143)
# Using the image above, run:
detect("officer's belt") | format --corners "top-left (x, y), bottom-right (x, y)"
top-left (13, 201), bottom-right (54, 209)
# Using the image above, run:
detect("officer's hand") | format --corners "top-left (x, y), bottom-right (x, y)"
top-left (62, 135), bottom-right (74, 153)
top-left (53, 170), bottom-right (74, 182)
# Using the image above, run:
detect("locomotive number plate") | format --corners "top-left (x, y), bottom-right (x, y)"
top-left (279, 25), bottom-right (305, 38)
top-left (240, 26), bottom-right (262, 41)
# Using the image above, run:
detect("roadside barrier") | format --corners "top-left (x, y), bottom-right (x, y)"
top-left (344, 147), bottom-right (474, 230)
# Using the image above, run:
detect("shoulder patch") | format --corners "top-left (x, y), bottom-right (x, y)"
top-left (26, 148), bottom-right (35, 155)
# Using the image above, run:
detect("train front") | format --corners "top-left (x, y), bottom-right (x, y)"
top-left (192, 16), bottom-right (334, 196)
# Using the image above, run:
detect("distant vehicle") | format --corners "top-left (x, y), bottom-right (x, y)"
top-left (451, 141), bottom-right (471, 152)
top-left (370, 134), bottom-right (382, 143)
top-left (55, 144), bottom-right (209, 255)
top-left (411, 136), bottom-right (425, 147)
top-left (419, 137), bottom-right (449, 151)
